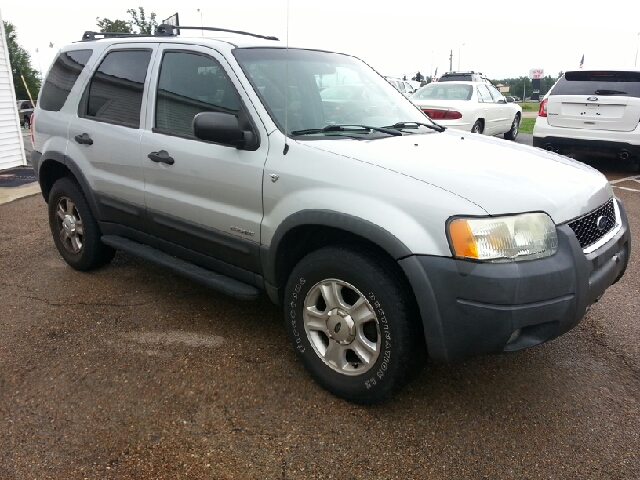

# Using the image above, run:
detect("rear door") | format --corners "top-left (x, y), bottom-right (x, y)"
top-left (67, 45), bottom-right (156, 232)
top-left (546, 71), bottom-right (640, 132)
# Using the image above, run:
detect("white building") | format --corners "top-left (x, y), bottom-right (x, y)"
top-left (0, 9), bottom-right (27, 171)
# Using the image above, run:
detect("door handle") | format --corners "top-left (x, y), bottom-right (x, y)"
top-left (147, 150), bottom-right (175, 165)
top-left (74, 133), bottom-right (93, 145)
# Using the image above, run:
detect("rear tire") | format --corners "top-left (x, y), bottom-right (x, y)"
top-left (471, 119), bottom-right (484, 134)
top-left (283, 246), bottom-right (424, 404)
top-left (48, 177), bottom-right (115, 271)
top-left (23, 116), bottom-right (30, 130)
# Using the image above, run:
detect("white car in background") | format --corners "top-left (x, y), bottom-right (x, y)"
top-left (533, 69), bottom-right (640, 161)
top-left (410, 81), bottom-right (522, 140)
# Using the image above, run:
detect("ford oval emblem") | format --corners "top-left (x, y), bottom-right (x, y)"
top-left (596, 216), bottom-right (608, 231)
top-left (587, 96), bottom-right (598, 101)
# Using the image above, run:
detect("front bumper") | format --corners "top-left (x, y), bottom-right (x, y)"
top-left (399, 198), bottom-right (630, 363)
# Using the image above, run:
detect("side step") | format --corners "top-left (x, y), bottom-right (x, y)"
top-left (101, 235), bottom-right (260, 300)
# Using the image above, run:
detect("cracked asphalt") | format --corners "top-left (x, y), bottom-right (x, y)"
top-left (0, 158), bottom-right (638, 479)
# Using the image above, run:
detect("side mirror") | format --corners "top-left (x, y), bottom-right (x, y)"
top-left (193, 112), bottom-right (258, 150)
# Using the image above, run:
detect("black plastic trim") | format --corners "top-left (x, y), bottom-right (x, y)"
top-left (147, 208), bottom-right (262, 274)
top-left (262, 209), bottom-right (413, 286)
top-left (533, 135), bottom-right (640, 156)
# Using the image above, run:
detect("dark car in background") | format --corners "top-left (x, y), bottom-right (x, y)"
top-left (16, 100), bottom-right (34, 129)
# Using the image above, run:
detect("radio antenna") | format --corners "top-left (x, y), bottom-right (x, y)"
top-left (283, 0), bottom-right (290, 155)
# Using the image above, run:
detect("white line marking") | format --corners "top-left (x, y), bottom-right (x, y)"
top-left (614, 186), bottom-right (640, 192)
top-left (609, 175), bottom-right (640, 185)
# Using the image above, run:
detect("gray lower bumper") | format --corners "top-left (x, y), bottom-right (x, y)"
top-left (400, 198), bottom-right (631, 363)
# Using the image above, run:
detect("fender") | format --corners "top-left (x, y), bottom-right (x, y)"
top-left (261, 209), bottom-right (413, 287)
top-left (35, 150), bottom-right (102, 222)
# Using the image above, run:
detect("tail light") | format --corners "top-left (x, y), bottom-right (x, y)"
top-left (422, 109), bottom-right (462, 120)
top-left (29, 113), bottom-right (35, 146)
top-left (538, 99), bottom-right (548, 117)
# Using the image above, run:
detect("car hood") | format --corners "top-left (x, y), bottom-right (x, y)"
top-left (303, 130), bottom-right (612, 223)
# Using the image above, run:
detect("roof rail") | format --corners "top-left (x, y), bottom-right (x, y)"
top-left (82, 24), bottom-right (279, 42)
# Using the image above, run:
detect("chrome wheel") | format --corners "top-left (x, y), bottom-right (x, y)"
top-left (55, 196), bottom-right (84, 254)
top-left (303, 278), bottom-right (380, 376)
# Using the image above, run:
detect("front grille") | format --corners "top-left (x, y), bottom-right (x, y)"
top-left (567, 199), bottom-right (617, 249)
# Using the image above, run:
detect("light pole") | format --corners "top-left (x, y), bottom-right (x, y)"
top-left (197, 9), bottom-right (203, 36)
top-left (635, 32), bottom-right (639, 68)
top-left (34, 48), bottom-right (42, 81)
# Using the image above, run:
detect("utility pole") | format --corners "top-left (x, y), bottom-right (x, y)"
top-left (449, 50), bottom-right (453, 72)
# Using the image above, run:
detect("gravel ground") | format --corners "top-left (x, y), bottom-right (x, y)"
top-left (0, 178), bottom-right (638, 479)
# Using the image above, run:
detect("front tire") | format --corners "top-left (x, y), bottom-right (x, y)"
top-left (23, 116), bottom-right (30, 129)
top-left (504, 113), bottom-right (520, 140)
top-left (48, 177), bottom-right (115, 271)
top-left (283, 246), bottom-right (424, 403)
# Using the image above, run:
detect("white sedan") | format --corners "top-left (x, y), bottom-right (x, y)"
top-left (410, 81), bottom-right (522, 140)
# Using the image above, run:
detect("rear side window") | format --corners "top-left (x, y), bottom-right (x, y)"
top-left (39, 50), bottom-right (93, 111)
top-left (550, 71), bottom-right (640, 98)
top-left (86, 50), bottom-right (152, 127)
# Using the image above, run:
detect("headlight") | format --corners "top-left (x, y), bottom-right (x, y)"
top-left (447, 213), bottom-right (558, 262)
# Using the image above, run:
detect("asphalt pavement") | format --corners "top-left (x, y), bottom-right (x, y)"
top-left (0, 134), bottom-right (638, 479)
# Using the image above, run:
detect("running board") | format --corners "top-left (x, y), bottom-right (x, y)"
top-left (101, 235), bottom-right (260, 300)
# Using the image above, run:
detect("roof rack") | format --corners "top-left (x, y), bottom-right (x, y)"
top-left (82, 24), bottom-right (279, 42)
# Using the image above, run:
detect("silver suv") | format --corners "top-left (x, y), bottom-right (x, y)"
top-left (31, 25), bottom-right (630, 403)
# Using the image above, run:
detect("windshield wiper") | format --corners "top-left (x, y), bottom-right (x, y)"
top-left (594, 89), bottom-right (627, 95)
top-left (384, 121), bottom-right (446, 133)
top-left (291, 124), bottom-right (402, 137)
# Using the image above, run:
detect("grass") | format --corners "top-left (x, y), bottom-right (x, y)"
top-left (518, 103), bottom-right (540, 112)
top-left (519, 118), bottom-right (535, 134)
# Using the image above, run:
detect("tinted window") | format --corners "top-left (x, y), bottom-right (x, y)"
top-left (550, 71), bottom-right (640, 98)
top-left (86, 50), bottom-right (152, 126)
top-left (39, 50), bottom-right (93, 111)
top-left (155, 51), bottom-right (240, 137)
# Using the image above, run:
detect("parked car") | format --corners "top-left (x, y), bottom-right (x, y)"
top-left (533, 69), bottom-right (640, 161)
top-left (385, 77), bottom-right (416, 97)
top-left (437, 71), bottom-right (492, 84)
top-left (31, 25), bottom-right (630, 404)
top-left (410, 81), bottom-right (522, 139)
top-left (16, 99), bottom-right (34, 128)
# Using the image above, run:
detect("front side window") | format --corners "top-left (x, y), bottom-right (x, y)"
top-left (86, 50), bottom-right (152, 127)
top-left (487, 85), bottom-right (505, 102)
top-left (39, 50), bottom-right (93, 111)
top-left (155, 51), bottom-right (240, 137)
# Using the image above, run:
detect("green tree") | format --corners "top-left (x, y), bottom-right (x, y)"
top-left (3, 21), bottom-right (41, 102)
top-left (127, 7), bottom-right (157, 35)
top-left (96, 7), bottom-right (157, 35)
top-left (95, 18), bottom-right (133, 33)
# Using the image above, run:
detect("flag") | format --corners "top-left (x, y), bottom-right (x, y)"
top-left (580, 54), bottom-right (584, 68)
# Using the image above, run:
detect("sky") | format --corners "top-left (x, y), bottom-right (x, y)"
top-left (2, 0), bottom-right (640, 81)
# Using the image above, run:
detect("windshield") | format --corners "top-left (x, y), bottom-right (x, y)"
top-left (412, 84), bottom-right (473, 101)
top-left (233, 48), bottom-right (429, 136)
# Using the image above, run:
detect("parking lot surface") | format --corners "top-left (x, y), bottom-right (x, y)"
top-left (0, 158), bottom-right (638, 479)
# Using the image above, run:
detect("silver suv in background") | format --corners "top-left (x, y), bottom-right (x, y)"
top-left (533, 70), bottom-right (640, 162)
top-left (31, 25), bottom-right (630, 404)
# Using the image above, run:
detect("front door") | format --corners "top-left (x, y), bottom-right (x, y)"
top-left (140, 45), bottom-right (268, 274)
